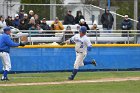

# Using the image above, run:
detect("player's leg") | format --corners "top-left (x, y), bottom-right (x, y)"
top-left (83, 53), bottom-right (96, 66)
top-left (1, 52), bottom-right (11, 81)
top-left (68, 53), bottom-right (85, 80)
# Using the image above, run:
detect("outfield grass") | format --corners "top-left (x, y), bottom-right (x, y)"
top-left (0, 71), bottom-right (140, 93)
top-left (0, 81), bottom-right (140, 93)
top-left (0, 71), bottom-right (140, 83)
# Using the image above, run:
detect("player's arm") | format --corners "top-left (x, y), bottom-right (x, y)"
top-left (86, 38), bottom-right (92, 52)
top-left (4, 35), bottom-right (25, 47)
top-left (4, 35), bottom-right (20, 47)
top-left (60, 35), bottom-right (75, 45)
top-left (65, 34), bottom-right (76, 44)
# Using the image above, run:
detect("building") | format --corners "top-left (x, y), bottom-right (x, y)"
top-left (0, 0), bottom-right (20, 18)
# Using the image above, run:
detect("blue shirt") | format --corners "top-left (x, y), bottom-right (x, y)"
top-left (0, 33), bottom-right (19, 53)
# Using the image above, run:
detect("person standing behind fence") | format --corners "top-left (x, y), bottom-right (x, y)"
top-left (101, 8), bottom-right (114, 33)
top-left (63, 10), bottom-right (75, 25)
top-left (121, 15), bottom-right (132, 37)
top-left (75, 11), bottom-right (85, 24)
top-left (137, 17), bottom-right (140, 43)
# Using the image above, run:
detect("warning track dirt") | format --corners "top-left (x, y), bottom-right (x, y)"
top-left (0, 77), bottom-right (140, 86)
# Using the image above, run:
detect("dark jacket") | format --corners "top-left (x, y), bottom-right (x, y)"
top-left (12, 19), bottom-right (20, 28)
top-left (121, 19), bottom-right (132, 30)
top-left (18, 23), bottom-right (28, 30)
top-left (40, 23), bottom-right (50, 30)
top-left (101, 12), bottom-right (114, 29)
top-left (79, 22), bottom-right (90, 30)
top-left (75, 15), bottom-right (85, 24)
top-left (35, 19), bottom-right (41, 24)
top-left (63, 14), bottom-right (75, 25)
top-left (19, 13), bottom-right (24, 19)
top-left (5, 19), bottom-right (13, 26)
top-left (24, 19), bottom-right (29, 24)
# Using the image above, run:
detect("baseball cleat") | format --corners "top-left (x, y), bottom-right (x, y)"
top-left (68, 76), bottom-right (74, 80)
top-left (1, 77), bottom-right (9, 81)
top-left (92, 59), bottom-right (96, 66)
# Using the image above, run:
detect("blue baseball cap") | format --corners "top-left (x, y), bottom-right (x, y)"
top-left (3, 27), bottom-right (11, 32)
top-left (79, 26), bottom-right (87, 33)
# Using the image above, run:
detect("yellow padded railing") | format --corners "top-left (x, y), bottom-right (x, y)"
top-left (18, 44), bottom-right (140, 48)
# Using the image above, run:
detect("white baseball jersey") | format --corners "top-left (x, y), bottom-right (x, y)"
top-left (70, 34), bottom-right (92, 69)
top-left (70, 34), bottom-right (92, 53)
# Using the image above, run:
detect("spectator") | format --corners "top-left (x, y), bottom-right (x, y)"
top-left (137, 17), bottom-right (140, 43)
top-left (51, 17), bottom-right (64, 30)
top-left (40, 18), bottom-right (50, 30)
top-left (75, 11), bottom-right (85, 24)
top-left (5, 16), bottom-right (13, 26)
top-left (0, 16), bottom-right (7, 31)
top-left (28, 10), bottom-right (34, 19)
top-left (12, 14), bottom-right (20, 28)
top-left (28, 17), bottom-right (36, 29)
top-left (29, 24), bottom-right (36, 30)
top-left (23, 14), bottom-right (29, 25)
top-left (28, 24), bottom-right (37, 36)
top-left (121, 15), bottom-right (132, 37)
top-left (36, 24), bottom-right (43, 33)
top-left (18, 9), bottom-right (24, 19)
top-left (66, 25), bottom-right (71, 30)
top-left (101, 8), bottom-right (114, 32)
top-left (79, 19), bottom-right (90, 30)
top-left (91, 23), bottom-right (99, 37)
top-left (18, 19), bottom-right (28, 30)
top-left (34, 14), bottom-right (41, 24)
top-left (91, 21), bottom-right (99, 30)
top-left (63, 10), bottom-right (75, 25)
top-left (91, 24), bottom-right (97, 30)
top-left (65, 25), bottom-right (73, 40)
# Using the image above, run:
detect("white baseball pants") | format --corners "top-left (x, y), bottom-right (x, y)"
top-left (0, 52), bottom-right (11, 71)
top-left (74, 52), bottom-right (87, 69)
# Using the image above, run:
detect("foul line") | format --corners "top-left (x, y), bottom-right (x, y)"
top-left (0, 77), bottom-right (140, 86)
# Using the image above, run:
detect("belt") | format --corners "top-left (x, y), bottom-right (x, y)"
top-left (76, 51), bottom-right (83, 53)
top-left (0, 51), bottom-right (9, 53)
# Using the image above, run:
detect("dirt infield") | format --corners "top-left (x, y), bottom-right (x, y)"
top-left (0, 77), bottom-right (140, 86)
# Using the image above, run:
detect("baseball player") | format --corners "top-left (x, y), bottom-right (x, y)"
top-left (63, 26), bottom-right (96, 80)
top-left (0, 27), bottom-right (25, 81)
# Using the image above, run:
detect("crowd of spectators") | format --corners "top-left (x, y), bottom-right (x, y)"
top-left (0, 9), bottom-right (98, 32)
top-left (0, 9), bottom-right (51, 32)
top-left (1, 8), bottom-right (140, 44)
top-left (0, 8), bottom-right (140, 36)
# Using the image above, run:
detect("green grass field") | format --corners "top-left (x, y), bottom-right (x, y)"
top-left (0, 71), bottom-right (140, 93)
